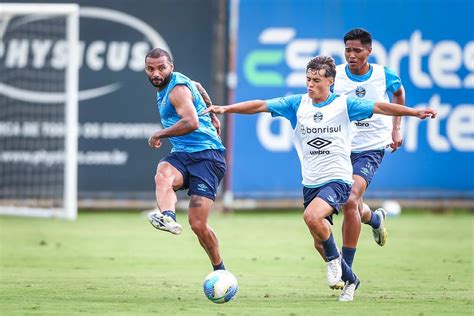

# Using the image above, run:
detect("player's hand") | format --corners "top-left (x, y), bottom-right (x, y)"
top-left (416, 108), bottom-right (437, 119)
top-left (390, 129), bottom-right (403, 153)
top-left (210, 113), bottom-right (222, 137)
top-left (201, 105), bottom-right (226, 115)
top-left (148, 134), bottom-right (162, 148)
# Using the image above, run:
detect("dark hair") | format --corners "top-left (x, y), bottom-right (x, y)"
top-left (306, 55), bottom-right (336, 79)
top-left (145, 48), bottom-right (173, 63)
top-left (343, 28), bottom-right (372, 46)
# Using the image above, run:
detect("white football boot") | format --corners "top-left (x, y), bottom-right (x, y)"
top-left (326, 256), bottom-right (342, 289)
top-left (339, 277), bottom-right (361, 302)
top-left (372, 208), bottom-right (388, 246)
top-left (148, 211), bottom-right (182, 235)
top-left (330, 249), bottom-right (345, 290)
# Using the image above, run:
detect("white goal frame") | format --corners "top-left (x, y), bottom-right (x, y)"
top-left (0, 3), bottom-right (79, 219)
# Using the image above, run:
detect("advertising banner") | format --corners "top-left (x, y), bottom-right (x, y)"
top-left (0, 0), bottom-right (219, 200)
top-left (232, 0), bottom-right (474, 199)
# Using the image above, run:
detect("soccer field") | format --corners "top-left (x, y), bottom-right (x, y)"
top-left (1, 211), bottom-right (472, 315)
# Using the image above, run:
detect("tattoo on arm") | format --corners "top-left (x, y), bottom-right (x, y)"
top-left (194, 82), bottom-right (213, 107)
top-left (190, 195), bottom-right (203, 208)
top-left (179, 119), bottom-right (193, 130)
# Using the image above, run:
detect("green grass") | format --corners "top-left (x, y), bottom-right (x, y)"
top-left (1, 211), bottom-right (472, 315)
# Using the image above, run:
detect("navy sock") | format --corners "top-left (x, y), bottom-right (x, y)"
top-left (341, 257), bottom-right (356, 283)
top-left (367, 211), bottom-right (381, 229)
top-left (322, 233), bottom-right (339, 261)
top-left (213, 261), bottom-right (226, 271)
top-left (342, 247), bottom-right (356, 268)
top-left (162, 210), bottom-right (176, 221)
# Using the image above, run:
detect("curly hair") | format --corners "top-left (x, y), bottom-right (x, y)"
top-left (306, 55), bottom-right (336, 79)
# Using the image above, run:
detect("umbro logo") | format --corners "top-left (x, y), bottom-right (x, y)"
top-left (361, 167), bottom-right (370, 175)
top-left (327, 194), bottom-right (336, 203)
top-left (307, 137), bottom-right (332, 149)
top-left (197, 183), bottom-right (208, 192)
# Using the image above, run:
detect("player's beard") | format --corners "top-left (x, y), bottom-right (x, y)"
top-left (149, 73), bottom-right (172, 90)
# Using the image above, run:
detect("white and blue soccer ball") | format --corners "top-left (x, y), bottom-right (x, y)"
top-left (382, 200), bottom-right (402, 217)
top-left (203, 270), bottom-right (238, 304)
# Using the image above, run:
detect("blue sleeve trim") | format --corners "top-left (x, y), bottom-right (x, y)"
top-left (384, 66), bottom-right (402, 94)
top-left (347, 97), bottom-right (375, 121)
top-left (267, 94), bottom-right (302, 129)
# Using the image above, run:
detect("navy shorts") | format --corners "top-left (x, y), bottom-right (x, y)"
top-left (303, 181), bottom-right (352, 225)
top-left (351, 150), bottom-right (385, 186)
top-left (161, 149), bottom-right (226, 201)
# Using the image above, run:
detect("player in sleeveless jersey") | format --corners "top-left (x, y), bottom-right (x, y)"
top-left (334, 29), bottom-right (406, 279)
top-left (144, 48), bottom-right (228, 273)
top-left (202, 56), bottom-right (436, 301)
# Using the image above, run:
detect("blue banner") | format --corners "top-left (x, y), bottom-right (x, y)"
top-left (232, 0), bottom-right (474, 199)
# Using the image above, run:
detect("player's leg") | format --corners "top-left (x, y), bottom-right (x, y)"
top-left (302, 183), bottom-right (356, 290)
top-left (339, 181), bottom-right (363, 302)
top-left (341, 175), bottom-right (365, 268)
top-left (311, 235), bottom-right (346, 290)
top-left (360, 202), bottom-right (372, 223)
top-left (304, 198), bottom-right (357, 290)
top-left (148, 157), bottom-right (185, 235)
top-left (303, 197), bottom-right (342, 287)
top-left (188, 195), bottom-right (225, 270)
top-left (186, 149), bottom-right (227, 270)
top-left (309, 229), bottom-right (326, 261)
top-left (155, 161), bottom-right (184, 210)
top-left (353, 150), bottom-right (387, 246)
top-left (361, 202), bottom-right (388, 246)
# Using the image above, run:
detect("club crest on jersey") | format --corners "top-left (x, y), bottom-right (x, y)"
top-left (355, 86), bottom-right (366, 98)
top-left (313, 111), bottom-right (323, 123)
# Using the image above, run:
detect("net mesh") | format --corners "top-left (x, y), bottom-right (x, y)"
top-left (0, 14), bottom-right (69, 210)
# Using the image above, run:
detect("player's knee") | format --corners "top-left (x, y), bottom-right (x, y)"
top-left (342, 197), bottom-right (361, 223)
top-left (303, 209), bottom-right (313, 225)
top-left (154, 172), bottom-right (170, 189)
top-left (303, 209), bottom-right (323, 227)
top-left (189, 218), bottom-right (208, 235)
top-left (343, 196), bottom-right (359, 215)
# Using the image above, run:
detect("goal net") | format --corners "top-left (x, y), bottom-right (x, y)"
top-left (0, 3), bottom-right (79, 219)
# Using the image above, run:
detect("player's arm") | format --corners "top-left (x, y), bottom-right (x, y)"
top-left (373, 101), bottom-right (436, 119)
top-left (193, 81), bottom-right (212, 106)
top-left (385, 66), bottom-right (406, 152)
top-left (202, 100), bottom-right (269, 115)
top-left (148, 85), bottom-right (198, 148)
top-left (193, 80), bottom-right (221, 136)
top-left (390, 85), bottom-right (405, 152)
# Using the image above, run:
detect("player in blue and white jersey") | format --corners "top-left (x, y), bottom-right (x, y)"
top-left (202, 55), bottom-right (436, 301)
top-left (144, 48), bottom-right (228, 272)
top-left (334, 28), bottom-right (406, 276)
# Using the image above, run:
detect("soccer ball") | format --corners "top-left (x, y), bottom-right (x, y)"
top-left (382, 200), bottom-right (402, 217)
top-left (203, 270), bottom-right (238, 304)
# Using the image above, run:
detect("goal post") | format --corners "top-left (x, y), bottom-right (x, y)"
top-left (0, 3), bottom-right (79, 219)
